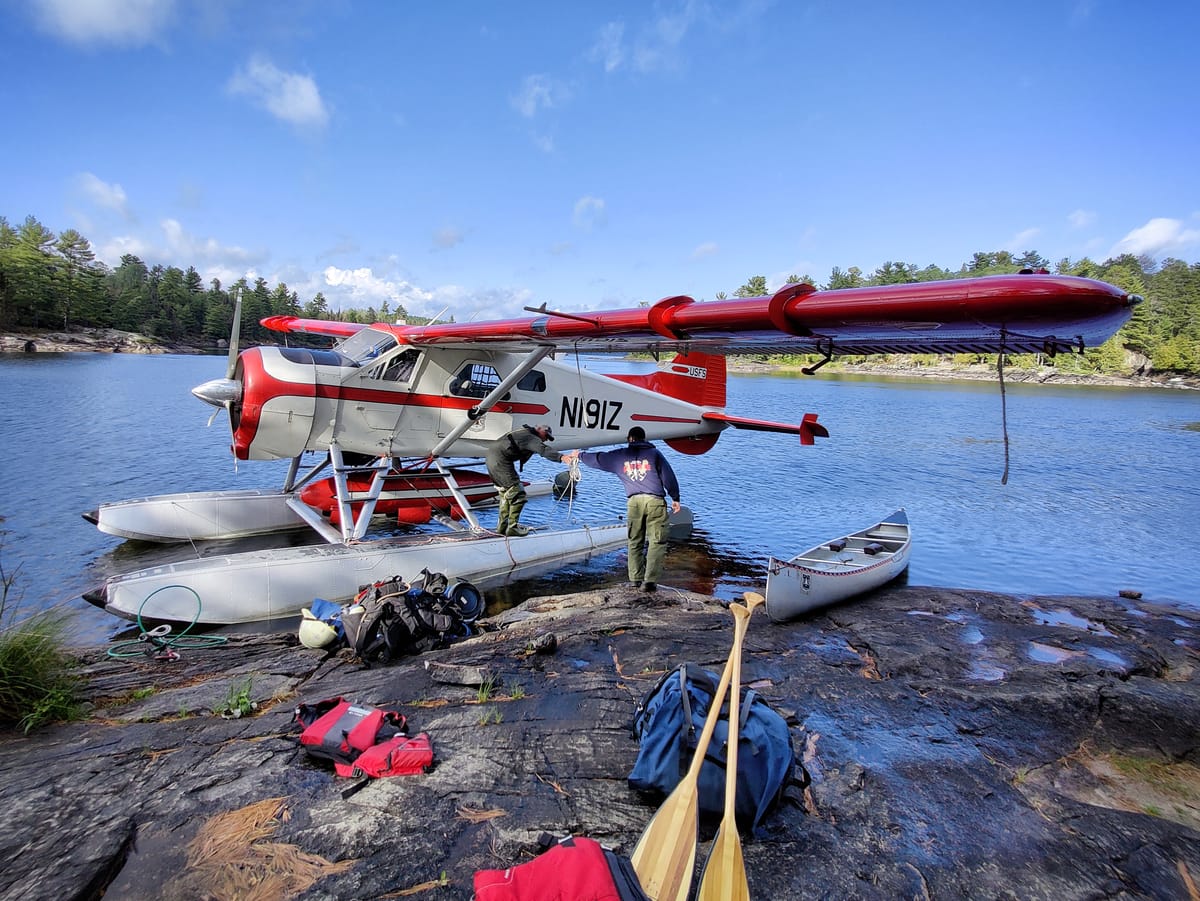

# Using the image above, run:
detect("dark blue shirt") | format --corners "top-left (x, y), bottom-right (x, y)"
top-left (578, 441), bottom-right (680, 502)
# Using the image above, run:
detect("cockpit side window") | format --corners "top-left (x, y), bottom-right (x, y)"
top-left (337, 329), bottom-right (399, 366)
top-left (517, 370), bottom-right (546, 392)
top-left (374, 348), bottom-right (421, 383)
top-left (450, 362), bottom-right (505, 399)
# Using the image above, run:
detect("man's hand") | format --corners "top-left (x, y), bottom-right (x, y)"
top-left (671, 500), bottom-right (681, 514)
top-left (561, 451), bottom-right (580, 463)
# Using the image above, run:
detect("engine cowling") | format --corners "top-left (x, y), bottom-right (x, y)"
top-left (233, 347), bottom-right (318, 460)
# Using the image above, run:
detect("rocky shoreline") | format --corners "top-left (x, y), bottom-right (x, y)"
top-left (1, 584), bottom-right (1196, 900)
top-left (726, 357), bottom-right (1200, 391)
top-left (0, 327), bottom-right (209, 355)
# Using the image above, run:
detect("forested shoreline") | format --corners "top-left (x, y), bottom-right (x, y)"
top-left (3, 213), bottom-right (1198, 376)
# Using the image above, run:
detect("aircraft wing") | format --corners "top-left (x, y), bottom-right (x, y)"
top-left (259, 316), bottom-right (366, 338)
top-left (261, 273), bottom-right (1139, 357)
top-left (387, 274), bottom-right (1138, 356)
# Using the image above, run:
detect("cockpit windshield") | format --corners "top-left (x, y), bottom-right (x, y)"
top-left (336, 328), bottom-right (398, 365)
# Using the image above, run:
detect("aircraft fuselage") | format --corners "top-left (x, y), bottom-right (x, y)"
top-left (230, 334), bottom-right (724, 461)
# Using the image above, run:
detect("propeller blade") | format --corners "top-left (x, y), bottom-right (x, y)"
top-left (225, 290), bottom-right (241, 379)
top-left (226, 289), bottom-right (242, 379)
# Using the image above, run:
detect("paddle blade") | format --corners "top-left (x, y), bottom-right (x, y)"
top-left (743, 591), bottom-right (765, 614)
top-left (697, 827), bottom-right (749, 901)
top-left (631, 789), bottom-right (699, 901)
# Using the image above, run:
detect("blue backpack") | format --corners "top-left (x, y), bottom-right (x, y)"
top-left (627, 663), bottom-right (802, 830)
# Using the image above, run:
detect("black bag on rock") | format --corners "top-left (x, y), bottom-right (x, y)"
top-left (342, 570), bottom-right (484, 666)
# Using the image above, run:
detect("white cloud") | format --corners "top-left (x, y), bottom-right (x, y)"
top-left (31, 0), bottom-right (175, 46)
top-left (589, 22), bottom-right (626, 73)
top-left (1110, 218), bottom-right (1200, 259)
top-left (91, 218), bottom-right (263, 288)
top-left (160, 218), bottom-right (258, 266)
top-left (510, 74), bottom-right (569, 118)
top-left (97, 233), bottom-right (153, 263)
top-left (630, 2), bottom-right (703, 72)
top-left (319, 266), bottom-right (536, 320)
top-left (323, 266), bottom-right (434, 312)
top-left (690, 241), bottom-right (719, 260)
top-left (76, 172), bottom-right (130, 218)
top-left (228, 55), bottom-right (329, 128)
top-left (431, 284), bottom-right (536, 322)
top-left (591, 3), bottom-right (770, 75)
top-left (531, 132), bottom-right (556, 154)
top-left (432, 227), bottom-right (465, 250)
top-left (1068, 209), bottom-right (1096, 229)
top-left (1007, 227), bottom-right (1041, 249)
top-left (573, 196), bottom-right (607, 231)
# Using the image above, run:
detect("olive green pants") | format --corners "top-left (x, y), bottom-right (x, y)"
top-left (496, 484), bottom-right (528, 535)
top-left (626, 494), bottom-right (669, 584)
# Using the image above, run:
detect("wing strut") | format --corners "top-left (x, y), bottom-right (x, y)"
top-left (429, 346), bottom-right (555, 458)
top-left (284, 443), bottom-right (390, 544)
top-left (432, 459), bottom-right (483, 531)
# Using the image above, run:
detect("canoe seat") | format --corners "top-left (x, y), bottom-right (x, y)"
top-left (862, 542), bottom-right (885, 556)
top-left (828, 539), bottom-right (847, 551)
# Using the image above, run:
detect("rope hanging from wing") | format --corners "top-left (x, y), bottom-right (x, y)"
top-left (552, 441), bottom-right (584, 519)
top-left (998, 330), bottom-right (1010, 486)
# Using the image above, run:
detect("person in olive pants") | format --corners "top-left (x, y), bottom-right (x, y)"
top-left (485, 424), bottom-right (563, 536)
top-left (564, 427), bottom-right (681, 591)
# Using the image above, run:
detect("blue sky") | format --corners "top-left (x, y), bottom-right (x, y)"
top-left (2, 0), bottom-right (1198, 319)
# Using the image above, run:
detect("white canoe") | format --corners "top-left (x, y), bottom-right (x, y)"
top-left (765, 509), bottom-right (911, 622)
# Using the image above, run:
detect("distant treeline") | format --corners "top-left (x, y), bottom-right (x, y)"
top-left (2, 213), bottom-right (1198, 375)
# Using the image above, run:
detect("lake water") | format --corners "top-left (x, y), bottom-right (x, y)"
top-left (1, 352), bottom-right (1197, 645)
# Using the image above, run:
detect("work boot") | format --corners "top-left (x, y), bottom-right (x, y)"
top-left (507, 523), bottom-right (531, 537)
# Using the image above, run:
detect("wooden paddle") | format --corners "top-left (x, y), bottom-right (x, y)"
top-left (630, 592), bottom-right (764, 901)
top-left (696, 597), bottom-right (758, 901)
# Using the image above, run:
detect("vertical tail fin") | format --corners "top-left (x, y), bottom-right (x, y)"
top-left (608, 351), bottom-right (727, 408)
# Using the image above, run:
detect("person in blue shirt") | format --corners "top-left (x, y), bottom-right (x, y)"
top-left (565, 427), bottom-right (681, 592)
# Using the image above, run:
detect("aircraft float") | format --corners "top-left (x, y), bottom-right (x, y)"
top-left (83, 272), bottom-right (1140, 626)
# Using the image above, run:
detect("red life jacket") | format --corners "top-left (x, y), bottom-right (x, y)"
top-left (295, 697), bottom-right (432, 778)
top-left (473, 835), bottom-right (649, 901)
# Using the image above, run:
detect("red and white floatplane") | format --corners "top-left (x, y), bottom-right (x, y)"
top-left (82, 273), bottom-right (1139, 626)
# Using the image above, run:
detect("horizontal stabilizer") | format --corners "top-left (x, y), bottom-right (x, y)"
top-left (703, 411), bottom-right (829, 445)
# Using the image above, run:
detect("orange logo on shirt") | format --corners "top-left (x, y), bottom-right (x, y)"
top-left (623, 460), bottom-right (650, 482)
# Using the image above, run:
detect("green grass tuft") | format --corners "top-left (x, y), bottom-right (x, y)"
top-left (0, 611), bottom-right (83, 732)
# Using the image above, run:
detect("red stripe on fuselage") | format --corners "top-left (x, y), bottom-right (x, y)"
top-left (235, 348), bottom-right (550, 458)
top-left (629, 414), bottom-right (703, 424)
top-left (327, 386), bottom-right (549, 414)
